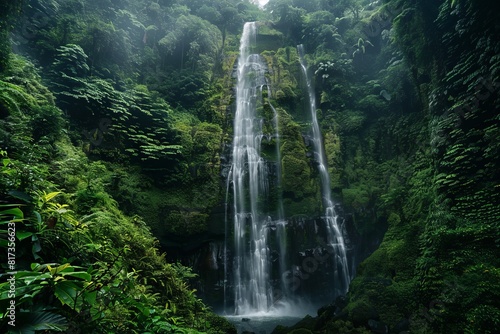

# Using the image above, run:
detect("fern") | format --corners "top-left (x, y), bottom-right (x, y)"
top-left (0, 80), bottom-right (34, 116)
top-left (12, 311), bottom-right (69, 333)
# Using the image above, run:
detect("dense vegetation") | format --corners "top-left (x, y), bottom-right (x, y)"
top-left (1, 0), bottom-right (498, 333)
top-left (270, 0), bottom-right (500, 333)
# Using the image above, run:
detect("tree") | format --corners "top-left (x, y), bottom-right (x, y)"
top-left (302, 11), bottom-right (343, 51)
top-left (158, 14), bottom-right (221, 71)
top-left (220, 6), bottom-right (242, 45)
top-left (268, 0), bottom-right (306, 41)
top-left (80, 20), bottom-right (131, 76)
top-left (0, 0), bottom-right (23, 71)
top-left (319, 0), bottom-right (354, 17)
top-left (51, 44), bottom-right (90, 78)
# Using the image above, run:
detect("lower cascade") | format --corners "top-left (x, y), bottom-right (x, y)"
top-left (226, 22), bottom-right (352, 316)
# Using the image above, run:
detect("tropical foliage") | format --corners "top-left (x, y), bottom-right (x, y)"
top-left (0, 0), bottom-right (498, 333)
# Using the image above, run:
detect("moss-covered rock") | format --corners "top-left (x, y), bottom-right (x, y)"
top-left (256, 23), bottom-right (285, 52)
top-left (324, 129), bottom-right (342, 189)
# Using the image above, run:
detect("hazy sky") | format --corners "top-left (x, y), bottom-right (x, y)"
top-left (255, 0), bottom-right (269, 7)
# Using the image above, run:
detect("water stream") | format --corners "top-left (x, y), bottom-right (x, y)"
top-left (297, 44), bottom-right (350, 295)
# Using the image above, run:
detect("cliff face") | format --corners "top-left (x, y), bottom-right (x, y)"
top-left (190, 0), bottom-right (499, 332)
top-left (180, 16), bottom-right (400, 314)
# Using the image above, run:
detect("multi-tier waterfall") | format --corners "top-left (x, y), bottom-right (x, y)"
top-left (227, 23), bottom-right (351, 317)
top-left (297, 44), bottom-right (350, 296)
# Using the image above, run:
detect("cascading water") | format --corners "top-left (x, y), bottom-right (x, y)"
top-left (223, 169), bottom-right (231, 313)
top-left (297, 44), bottom-right (350, 296)
top-left (226, 24), bottom-right (352, 319)
top-left (232, 22), bottom-right (274, 315)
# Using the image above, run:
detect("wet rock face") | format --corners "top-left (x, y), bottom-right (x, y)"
top-left (271, 217), bottom-right (353, 306)
top-left (178, 211), bottom-right (383, 313)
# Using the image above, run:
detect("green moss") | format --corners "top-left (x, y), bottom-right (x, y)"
top-left (256, 23), bottom-right (285, 52)
top-left (192, 122), bottom-right (222, 161)
top-left (261, 48), bottom-right (301, 113)
top-left (282, 154), bottom-right (311, 197)
top-left (346, 297), bottom-right (378, 326)
top-left (282, 197), bottom-right (319, 218)
top-left (273, 107), bottom-right (322, 217)
top-left (324, 130), bottom-right (342, 190)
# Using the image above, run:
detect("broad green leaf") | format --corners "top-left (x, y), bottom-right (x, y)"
top-left (14, 270), bottom-right (44, 279)
top-left (0, 218), bottom-right (24, 225)
top-left (14, 311), bottom-right (68, 332)
top-left (62, 271), bottom-right (91, 281)
top-left (90, 307), bottom-right (103, 321)
top-left (0, 207), bottom-right (24, 218)
top-left (23, 273), bottom-right (51, 286)
top-left (34, 210), bottom-right (42, 224)
top-left (17, 230), bottom-right (33, 241)
top-left (32, 239), bottom-right (42, 258)
top-left (7, 190), bottom-right (32, 203)
top-left (0, 283), bottom-right (43, 300)
top-left (30, 263), bottom-right (59, 271)
top-left (84, 290), bottom-right (97, 305)
top-left (54, 280), bottom-right (79, 307)
top-left (19, 288), bottom-right (44, 304)
top-left (54, 263), bottom-right (73, 274)
top-left (42, 191), bottom-right (61, 202)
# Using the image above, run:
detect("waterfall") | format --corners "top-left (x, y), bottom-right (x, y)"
top-left (297, 44), bottom-right (350, 296)
top-left (232, 22), bottom-right (274, 315)
top-left (223, 168), bottom-right (231, 314)
top-left (226, 24), bottom-right (351, 317)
